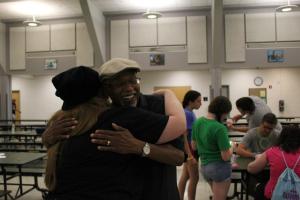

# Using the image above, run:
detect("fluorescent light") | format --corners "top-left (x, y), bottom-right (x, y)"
top-left (147, 14), bottom-right (158, 19)
top-left (142, 11), bottom-right (162, 19)
top-left (23, 16), bottom-right (41, 27)
top-left (282, 7), bottom-right (292, 11)
top-left (27, 22), bottom-right (39, 27)
top-left (276, 0), bottom-right (298, 12)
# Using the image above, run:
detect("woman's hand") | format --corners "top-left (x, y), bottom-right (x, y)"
top-left (187, 156), bottom-right (197, 165)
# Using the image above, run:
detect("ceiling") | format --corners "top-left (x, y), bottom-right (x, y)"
top-left (0, 0), bottom-right (81, 21)
top-left (0, 0), bottom-right (300, 22)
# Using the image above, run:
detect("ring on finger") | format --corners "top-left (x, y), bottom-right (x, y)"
top-left (107, 140), bottom-right (111, 146)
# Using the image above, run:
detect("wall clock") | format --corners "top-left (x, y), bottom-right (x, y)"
top-left (254, 76), bottom-right (263, 86)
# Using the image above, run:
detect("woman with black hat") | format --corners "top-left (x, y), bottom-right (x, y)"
top-left (45, 66), bottom-right (186, 200)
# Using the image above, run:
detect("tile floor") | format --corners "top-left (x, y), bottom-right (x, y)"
top-left (1, 165), bottom-right (252, 200)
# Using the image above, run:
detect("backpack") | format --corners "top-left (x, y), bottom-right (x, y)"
top-left (271, 151), bottom-right (300, 200)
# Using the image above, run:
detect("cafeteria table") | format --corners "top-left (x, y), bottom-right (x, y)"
top-left (280, 121), bottom-right (300, 127)
top-left (229, 131), bottom-right (245, 143)
top-left (232, 156), bottom-right (253, 200)
top-left (229, 131), bottom-right (245, 138)
top-left (0, 131), bottom-right (44, 152)
top-left (0, 152), bottom-right (46, 200)
top-left (232, 156), bottom-right (270, 200)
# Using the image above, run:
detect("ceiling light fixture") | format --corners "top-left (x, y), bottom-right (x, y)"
top-left (276, 0), bottom-right (298, 12)
top-left (142, 9), bottom-right (162, 19)
top-left (23, 16), bottom-right (41, 27)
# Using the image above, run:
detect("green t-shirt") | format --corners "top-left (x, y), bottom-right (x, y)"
top-left (192, 117), bottom-right (231, 165)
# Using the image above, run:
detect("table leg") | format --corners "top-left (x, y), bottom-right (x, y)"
top-left (240, 176), bottom-right (244, 200)
top-left (18, 166), bottom-right (23, 195)
top-left (2, 166), bottom-right (8, 200)
top-left (245, 172), bottom-right (249, 200)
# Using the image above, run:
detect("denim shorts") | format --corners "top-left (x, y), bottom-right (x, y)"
top-left (201, 161), bottom-right (231, 182)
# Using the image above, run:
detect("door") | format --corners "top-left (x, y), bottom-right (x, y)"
top-left (209, 85), bottom-right (230, 101)
top-left (12, 90), bottom-right (21, 122)
top-left (221, 85), bottom-right (230, 98)
top-left (153, 86), bottom-right (191, 103)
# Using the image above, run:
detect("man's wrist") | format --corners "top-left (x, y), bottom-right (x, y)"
top-left (134, 140), bottom-right (145, 155)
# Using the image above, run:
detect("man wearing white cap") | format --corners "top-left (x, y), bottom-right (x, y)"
top-left (91, 58), bottom-right (184, 200)
top-left (42, 58), bottom-right (185, 200)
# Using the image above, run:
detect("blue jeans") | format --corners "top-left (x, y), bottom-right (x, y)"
top-left (201, 161), bottom-right (231, 182)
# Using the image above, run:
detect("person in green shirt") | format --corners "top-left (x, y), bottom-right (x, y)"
top-left (192, 96), bottom-right (234, 200)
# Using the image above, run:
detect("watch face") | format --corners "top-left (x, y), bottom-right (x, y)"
top-left (144, 147), bottom-right (150, 154)
top-left (143, 143), bottom-right (150, 156)
top-left (254, 76), bottom-right (263, 86)
top-left (144, 145), bottom-right (150, 154)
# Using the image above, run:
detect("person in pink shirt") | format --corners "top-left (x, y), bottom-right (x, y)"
top-left (247, 126), bottom-right (300, 200)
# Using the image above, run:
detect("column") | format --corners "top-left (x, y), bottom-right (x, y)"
top-left (210, 0), bottom-right (224, 99)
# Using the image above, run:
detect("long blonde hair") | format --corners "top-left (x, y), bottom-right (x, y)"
top-left (45, 97), bottom-right (109, 191)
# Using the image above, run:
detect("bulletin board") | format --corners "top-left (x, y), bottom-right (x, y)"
top-left (249, 88), bottom-right (267, 103)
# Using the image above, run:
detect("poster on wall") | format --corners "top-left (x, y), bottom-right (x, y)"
top-left (267, 49), bottom-right (284, 63)
top-left (45, 59), bottom-right (57, 70)
top-left (150, 54), bottom-right (165, 66)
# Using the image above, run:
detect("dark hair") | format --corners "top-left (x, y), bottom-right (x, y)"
top-left (182, 90), bottom-right (201, 108)
top-left (275, 126), bottom-right (300, 153)
top-left (236, 97), bottom-right (255, 113)
top-left (262, 113), bottom-right (277, 125)
top-left (208, 96), bottom-right (232, 122)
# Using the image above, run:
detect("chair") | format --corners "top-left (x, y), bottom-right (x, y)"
top-left (227, 172), bottom-right (242, 200)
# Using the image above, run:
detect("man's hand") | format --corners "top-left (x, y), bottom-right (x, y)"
top-left (232, 114), bottom-right (242, 122)
top-left (42, 117), bottom-right (77, 148)
top-left (90, 123), bottom-right (144, 155)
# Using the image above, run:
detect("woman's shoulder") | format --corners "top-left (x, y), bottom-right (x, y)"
top-left (194, 116), bottom-right (206, 123)
top-left (266, 146), bottom-right (281, 157)
top-left (194, 117), bottom-right (223, 128)
top-left (267, 146), bottom-right (280, 151)
top-left (184, 108), bottom-right (191, 113)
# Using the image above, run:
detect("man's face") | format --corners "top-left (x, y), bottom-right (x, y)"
top-left (104, 71), bottom-right (140, 107)
top-left (237, 108), bottom-right (247, 116)
top-left (260, 122), bottom-right (275, 136)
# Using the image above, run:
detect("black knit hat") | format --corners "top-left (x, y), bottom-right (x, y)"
top-left (52, 66), bottom-right (101, 110)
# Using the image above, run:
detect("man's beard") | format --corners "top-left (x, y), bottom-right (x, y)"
top-left (121, 99), bottom-right (137, 107)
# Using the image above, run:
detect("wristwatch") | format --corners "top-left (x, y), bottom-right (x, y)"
top-left (142, 142), bottom-right (150, 157)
